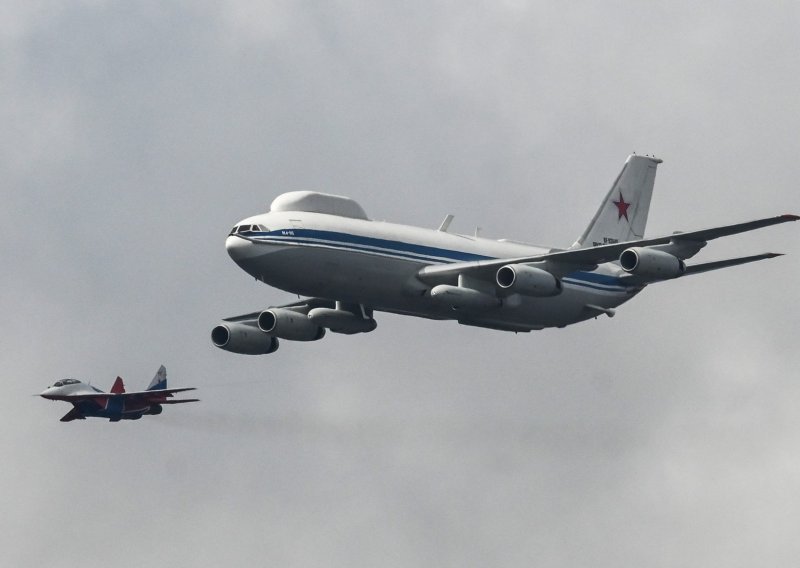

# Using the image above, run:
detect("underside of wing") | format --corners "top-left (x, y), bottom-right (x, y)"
top-left (222, 298), bottom-right (335, 324)
top-left (60, 407), bottom-right (86, 422)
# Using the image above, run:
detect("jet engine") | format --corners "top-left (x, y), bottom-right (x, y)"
top-left (258, 308), bottom-right (326, 341)
top-left (495, 264), bottom-right (562, 297)
top-left (146, 404), bottom-right (163, 415)
top-left (211, 322), bottom-right (280, 355)
top-left (619, 247), bottom-right (685, 279)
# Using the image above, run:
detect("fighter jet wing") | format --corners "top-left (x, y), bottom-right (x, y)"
top-left (417, 214), bottom-right (798, 283)
top-left (118, 388), bottom-right (198, 403)
top-left (60, 407), bottom-right (86, 422)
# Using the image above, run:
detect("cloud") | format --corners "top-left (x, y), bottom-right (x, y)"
top-left (2, 2), bottom-right (798, 567)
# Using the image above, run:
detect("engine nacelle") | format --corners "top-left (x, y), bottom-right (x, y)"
top-left (211, 322), bottom-right (280, 355)
top-left (495, 264), bottom-right (562, 297)
top-left (146, 404), bottom-right (163, 415)
top-left (258, 308), bottom-right (326, 341)
top-left (307, 308), bottom-right (378, 334)
top-left (619, 247), bottom-right (685, 279)
top-left (430, 284), bottom-right (501, 310)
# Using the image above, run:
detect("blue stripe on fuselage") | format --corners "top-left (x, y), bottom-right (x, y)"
top-left (251, 229), bottom-right (492, 263)
top-left (248, 229), bottom-right (636, 293)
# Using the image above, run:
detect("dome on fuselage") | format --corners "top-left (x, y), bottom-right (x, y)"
top-left (269, 191), bottom-right (368, 220)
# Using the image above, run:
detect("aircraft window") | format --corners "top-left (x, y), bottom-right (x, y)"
top-left (240, 225), bottom-right (252, 233)
top-left (229, 226), bottom-right (238, 235)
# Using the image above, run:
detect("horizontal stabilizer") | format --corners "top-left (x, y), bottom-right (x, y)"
top-left (142, 387), bottom-right (197, 396)
top-left (159, 398), bottom-right (200, 404)
top-left (683, 253), bottom-right (783, 276)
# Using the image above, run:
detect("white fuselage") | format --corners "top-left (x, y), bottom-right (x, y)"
top-left (225, 209), bottom-right (643, 331)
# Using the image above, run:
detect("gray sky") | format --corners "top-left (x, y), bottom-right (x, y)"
top-left (3, 2), bottom-right (799, 566)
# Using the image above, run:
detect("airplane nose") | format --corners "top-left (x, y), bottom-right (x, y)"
top-left (225, 235), bottom-right (266, 279)
top-left (225, 235), bottom-right (253, 261)
top-left (39, 388), bottom-right (56, 400)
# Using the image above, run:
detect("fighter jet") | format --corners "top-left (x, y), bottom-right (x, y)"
top-left (40, 365), bottom-right (198, 422)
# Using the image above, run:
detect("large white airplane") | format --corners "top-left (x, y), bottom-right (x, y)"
top-left (212, 155), bottom-right (797, 355)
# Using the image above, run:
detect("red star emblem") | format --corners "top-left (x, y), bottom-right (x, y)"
top-left (612, 192), bottom-right (631, 221)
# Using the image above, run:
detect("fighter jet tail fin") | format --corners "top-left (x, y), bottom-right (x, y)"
top-left (110, 377), bottom-right (125, 394)
top-left (146, 365), bottom-right (167, 391)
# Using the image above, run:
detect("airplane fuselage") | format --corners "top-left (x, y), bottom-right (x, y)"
top-left (40, 368), bottom-right (196, 422)
top-left (226, 209), bottom-right (641, 331)
top-left (41, 384), bottom-right (162, 421)
top-left (215, 156), bottom-right (797, 355)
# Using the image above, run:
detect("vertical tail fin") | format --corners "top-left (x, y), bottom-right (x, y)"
top-left (571, 155), bottom-right (662, 248)
top-left (146, 365), bottom-right (167, 391)
top-left (110, 377), bottom-right (126, 394)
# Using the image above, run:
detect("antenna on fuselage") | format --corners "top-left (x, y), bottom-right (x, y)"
top-left (438, 214), bottom-right (454, 232)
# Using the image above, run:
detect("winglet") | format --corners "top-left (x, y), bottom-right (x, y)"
top-left (110, 377), bottom-right (125, 394)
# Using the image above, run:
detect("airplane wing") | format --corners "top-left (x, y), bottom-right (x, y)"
top-left (60, 407), bottom-right (86, 422)
top-left (118, 388), bottom-right (198, 403)
top-left (417, 214), bottom-right (798, 284)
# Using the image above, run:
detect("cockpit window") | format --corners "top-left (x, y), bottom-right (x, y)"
top-left (52, 378), bottom-right (79, 387)
top-left (230, 224), bottom-right (268, 236)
